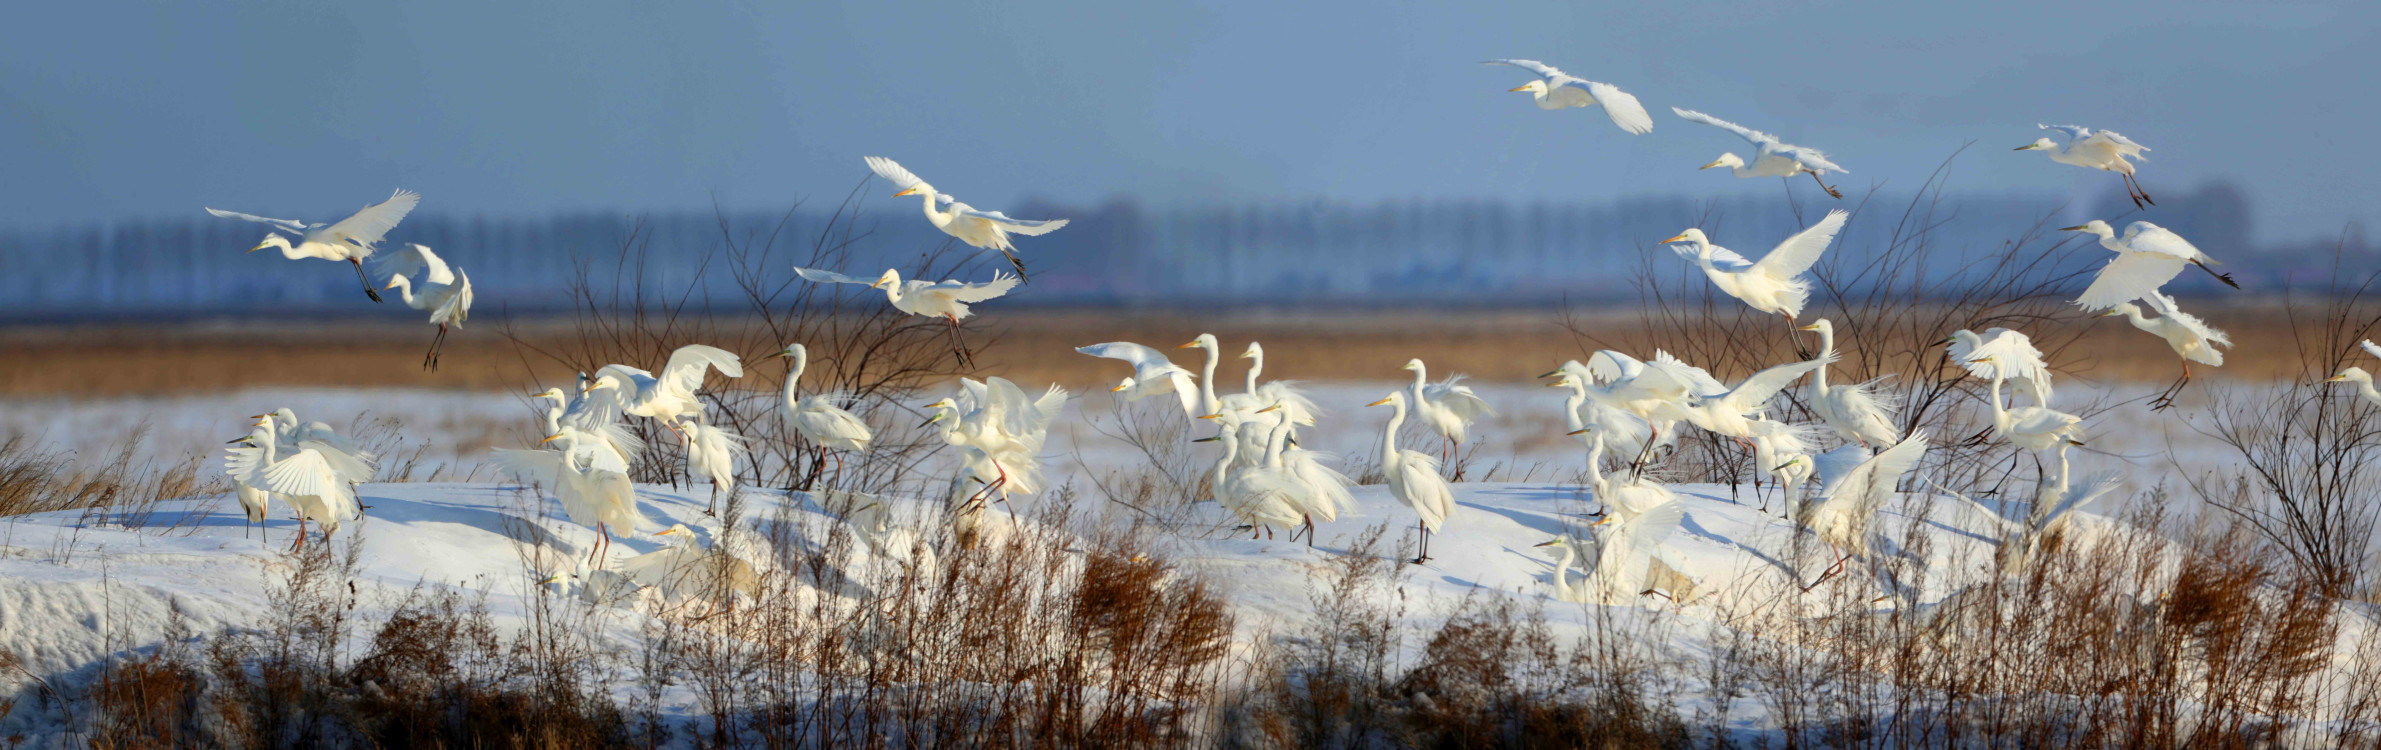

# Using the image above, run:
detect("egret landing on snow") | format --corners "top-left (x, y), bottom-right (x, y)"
top-left (206, 189), bottom-right (420, 303)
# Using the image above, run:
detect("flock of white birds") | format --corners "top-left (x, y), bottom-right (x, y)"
top-left (199, 57), bottom-right (2367, 608)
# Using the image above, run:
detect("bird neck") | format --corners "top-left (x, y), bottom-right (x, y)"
top-left (1988, 372), bottom-right (2013, 428)
top-left (1409, 366), bottom-right (1428, 390)
top-left (1213, 431), bottom-right (1239, 488)
top-left (1563, 388), bottom-right (1586, 429)
top-left (1197, 345), bottom-right (1221, 415)
top-left (387, 276), bottom-right (416, 305)
top-left (1244, 352), bottom-right (1262, 394)
top-left (783, 353), bottom-right (806, 404)
top-left (1379, 403), bottom-right (1405, 461)
top-left (1551, 545), bottom-right (1575, 596)
top-left (1812, 328), bottom-right (1835, 391)
top-left (543, 404), bottom-right (562, 436)
top-left (1265, 418), bottom-right (1291, 467)
top-left (914, 190), bottom-right (944, 219)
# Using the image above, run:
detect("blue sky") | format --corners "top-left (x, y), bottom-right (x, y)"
top-left (2, 0), bottom-right (2372, 242)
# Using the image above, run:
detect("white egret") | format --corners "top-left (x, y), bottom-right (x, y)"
top-left (231, 484), bottom-right (273, 540)
top-left (2096, 292), bottom-right (2231, 410)
top-left (1753, 425), bottom-right (1817, 516)
top-left (1976, 356), bottom-right (2087, 453)
top-left (1677, 356), bottom-right (1836, 440)
top-left (256, 408), bottom-right (376, 487)
top-left (1795, 432), bottom-right (1929, 584)
top-left (530, 387), bottom-right (635, 474)
top-left (1076, 341), bottom-right (1200, 419)
top-left (769, 344), bottom-right (874, 483)
top-left (1239, 342), bottom-right (1323, 429)
top-left (1176, 335), bottom-right (1311, 466)
top-left (1546, 364), bottom-right (1652, 468)
top-left (206, 189), bottom-right (420, 302)
top-left (2017, 124), bottom-right (2153, 208)
top-left (540, 558), bottom-right (642, 606)
top-left (2326, 368), bottom-right (2381, 408)
top-left (1661, 210), bottom-right (1848, 322)
top-left (863, 156), bottom-right (1069, 281)
top-left (1672, 109), bottom-right (1848, 198)
top-left (584, 344), bottom-right (744, 426)
top-left (1565, 425), bottom-right (1675, 518)
top-left (793, 266), bottom-right (1018, 364)
top-left (1481, 59), bottom-right (1654, 135)
top-left (1943, 329), bottom-right (2054, 407)
top-left (225, 417), bottom-right (359, 550)
top-left (1552, 350), bottom-right (1723, 457)
top-left (923, 377), bottom-right (1067, 508)
top-left (1938, 469), bottom-right (2124, 576)
top-left (1194, 413), bottom-right (1301, 538)
top-left (376, 243), bottom-right (473, 371)
top-left (1367, 392), bottom-right (1457, 563)
top-left (1240, 403), bottom-right (1355, 543)
top-left (618, 523), bottom-right (772, 601)
top-left (1400, 358), bottom-right (1494, 474)
top-left (491, 432), bottom-right (642, 566)
top-left (2068, 220), bottom-right (2238, 310)
top-left (1798, 319), bottom-right (1900, 446)
top-left (1534, 499), bottom-right (1689, 605)
top-left (676, 414), bottom-right (746, 515)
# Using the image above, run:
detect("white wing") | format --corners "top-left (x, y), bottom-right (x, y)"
top-left (658, 344), bottom-right (743, 398)
top-left (2084, 130), bottom-right (2149, 157)
top-left (1649, 351), bottom-right (1729, 397)
top-left (2076, 252), bottom-right (2185, 310)
top-left (793, 266), bottom-right (885, 286)
top-left (1810, 443), bottom-right (1872, 496)
top-left (1482, 58), bottom-right (1565, 79)
top-left (489, 448), bottom-right (568, 487)
top-left (1669, 239), bottom-right (1755, 273)
top-left (321, 189), bottom-right (420, 248)
top-left (203, 208), bottom-right (309, 234)
top-left (1672, 108), bottom-right (1779, 147)
top-left (2034, 470), bottom-right (2124, 532)
top-left (2039, 123), bottom-right (2092, 142)
top-left (1076, 342), bottom-right (1183, 374)
top-left (260, 449), bottom-right (347, 502)
top-left (955, 207), bottom-right (1069, 235)
top-left (372, 243), bottom-right (455, 285)
top-left (2140, 292), bottom-right (2231, 352)
top-left (1422, 376), bottom-right (1496, 420)
top-left (1720, 356), bottom-right (1833, 412)
top-left (1031, 384), bottom-right (1069, 433)
top-left (2123, 223), bottom-right (2206, 262)
top-left (1751, 210), bottom-right (1849, 280)
top-left (2360, 340), bottom-right (2381, 361)
top-left (921, 272), bottom-right (1020, 304)
top-left (223, 440), bottom-right (269, 486)
top-left (1582, 81), bottom-right (1654, 134)
top-left (298, 439), bottom-right (374, 484)
top-left (1927, 477), bottom-right (2022, 536)
top-left (434, 270), bottom-right (473, 325)
top-left (1584, 350), bottom-right (1645, 383)
top-left (863, 156), bottom-right (926, 191)
top-left (1832, 432), bottom-right (1929, 516)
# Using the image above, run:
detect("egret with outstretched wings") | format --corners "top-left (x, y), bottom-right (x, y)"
top-left (207, 189), bottom-right (420, 302)
top-left (1482, 59), bottom-right (1653, 135)
top-left (863, 156), bottom-right (1067, 281)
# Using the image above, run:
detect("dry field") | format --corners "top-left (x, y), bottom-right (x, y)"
top-left (0, 301), bottom-right (2322, 397)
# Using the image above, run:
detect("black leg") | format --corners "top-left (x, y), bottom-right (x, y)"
top-left (1002, 249), bottom-right (1030, 284)
top-left (352, 258), bottom-right (383, 302)
top-left (1808, 170), bottom-right (1842, 199)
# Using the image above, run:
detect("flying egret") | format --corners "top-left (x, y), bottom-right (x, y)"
top-left (1367, 392), bottom-right (1457, 563)
top-left (863, 156), bottom-right (1068, 281)
top-left (2068, 220), bottom-right (2238, 310)
top-left (206, 189), bottom-right (420, 303)
top-left (225, 417), bottom-right (360, 550)
top-left (769, 343), bottom-right (873, 485)
top-left (2095, 292), bottom-right (2231, 410)
top-left (923, 377), bottom-right (1067, 509)
top-left (676, 413), bottom-right (746, 515)
top-left (1400, 358), bottom-right (1494, 475)
top-left (1534, 499), bottom-right (1690, 605)
top-left (2326, 367), bottom-right (2381, 408)
top-left (491, 432), bottom-right (642, 566)
top-left (1672, 108), bottom-right (1848, 198)
top-left (1661, 209), bottom-right (1849, 322)
top-left (1942, 329), bottom-right (2054, 407)
top-left (1076, 341), bottom-right (1200, 419)
top-left (1677, 356), bottom-right (1836, 440)
top-left (2017, 124), bottom-right (2153, 208)
top-left (376, 243), bottom-right (473, 371)
top-left (793, 266), bottom-right (1018, 365)
top-left (1798, 319), bottom-right (1900, 446)
top-left (1481, 59), bottom-right (1654, 135)
top-left (1795, 432), bottom-right (1929, 585)
top-left (584, 344), bottom-right (744, 426)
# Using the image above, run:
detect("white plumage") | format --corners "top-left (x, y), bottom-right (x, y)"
top-left (207, 189), bottom-right (421, 303)
top-left (1400, 358), bottom-right (1494, 454)
top-left (585, 344), bottom-right (745, 425)
top-left (1662, 209), bottom-right (1848, 320)
top-left (2068, 220), bottom-right (2237, 310)
top-left (377, 243), bottom-right (473, 371)
top-left (1482, 59), bottom-right (1654, 135)
top-left (2018, 124), bottom-right (2154, 207)
top-left (863, 156), bottom-right (1068, 280)
top-left (1799, 319), bottom-right (1900, 447)
top-left (774, 343), bottom-right (874, 454)
top-left (1077, 341), bottom-right (1201, 419)
top-left (1796, 432), bottom-right (1929, 558)
top-left (1368, 391), bottom-right (1457, 563)
top-left (225, 418), bottom-right (361, 546)
top-left (1944, 328), bottom-right (2054, 407)
top-left (1673, 108), bottom-right (1848, 198)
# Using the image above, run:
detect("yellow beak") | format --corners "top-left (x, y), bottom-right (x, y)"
top-left (892, 187), bottom-right (918, 198)
top-left (1254, 404), bottom-right (1281, 414)
top-left (1507, 84), bottom-right (1531, 92)
top-left (1176, 341), bottom-right (1201, 350)
top-left (1197, 413), bottom-right (1221, 420)
top-left (868, 279), bottom-right (891, 289)
top-left (1365, 397), bottom-right (1392, 407)
top-left (1697, 159), bottom-right (1726, 170)
top-left (1544, 380), bottom-right (1568, 388)
top-left (2059, 225), bottom-right (2090, 232)
top-left (1590, 515), bottom-right (1614, 527)
top-left (1659, 233), bottom-right (1690, 244)
top-left (247, 241), bottom-right (270, 253)
top-left (1566, 428), bottom-right (1589, 436)
top-left (1111, 383), bottom-right (1129, 392)
top-left (2326, 375), bottom-right (2348, 383)
top-left (1533, 539), bottom-right (1560, 547)
top-left (539, 434), bottom-right (563, 444)
top-left (382, 279), bottom-right (401, 290)
top-left (1796, 323), bottom-right (1821, 331)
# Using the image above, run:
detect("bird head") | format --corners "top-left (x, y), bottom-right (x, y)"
top-left (1110, 377), bottom-right (1135, 393)
top-left (2060, 220), bottom-right (2114, 236)
top-left (1545, 376), bottom-right (1573, 389)
top-left (1366, 392), bottom-right (1402, 408)
top-left (1658, 228), bottom-right (1708, 246)
top-left (770, 343), bottom-right (806, 360)
top-left (1239, 342), bottom-right (1262, 360)
top-left (2327, 367), bottom-right (2371, 384)
top-left (1771, 456), bottom-right (1808, 473)
top-left (1698, 153), bottom-right (1745, 171)
top-left (2093, 305), bottom-right (2136, 319)
top-left (920, 398), bottom-right (955, 427)
top-left (1177, 333), bottom-right (1217, 351)
top-left (247, 234), bottom-right (290, 253)
top-left (869, 269), bottom-right (900, 289)
top-left (1507, 80), bottom-right (1548, 96)
top-left (531, 387), bottom-right (566, 402)
top-left (1400, 358), bottom-right (1424, 373)
top-left (382, 276), bottom-right (408, 292)
top-left (2015, 137), bottom-right (2057, 151)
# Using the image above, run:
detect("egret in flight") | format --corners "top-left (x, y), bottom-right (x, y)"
top-left (1672, 109), bottom-right (1847, 198)
top-left (863, 156), bottom-right (1068, 282)
top-left (376, 244), bottom-right (473, 371)
top-left (584, 345), bottom-right (745, 426)
top-left (793, 266), bottom-right (1018, 366)
top-left (2067, 220), bottom-right (2238, 310)
top-left (206, 189), bottom-right (420, 303)
top-left (1943, 329), bottom-right (2054, 407)
top-left (1661, 209), bottom-right (1849, 322)
top-left (1076, 341), bottom-right (1201, 419)
top-left (1794, 432), bottom-right (1929, 586)
top-left (2096, 292), bottom-right (2230, 410)
top-left (2017, 124), bottom-right (2154, 208)
top-left (1481, 59), bottom-right (1654, 135)
top-left (491, 432), bottom-right (642, 566)
top-left (226, 416), bottom-right (361, 550)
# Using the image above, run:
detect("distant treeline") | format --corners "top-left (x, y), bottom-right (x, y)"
top-left (2, 181), bottom-right (2352, 320)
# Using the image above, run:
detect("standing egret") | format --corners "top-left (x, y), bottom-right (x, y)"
top-left (1076, 341), bottom-right (1201, 419)
top-left (863, 156), bottom-right (1068, 281)
top-left (1481, 59), bottom-right (1654, 135)
top-left (2017, 124), bottom-right (2153, 208)
top-left (1975, 357), bottom-right (2086, 451)
top-left (530, 387), bottom-right (635, 474)
top-left (492, 432), bottom-right (642, 566)
top-left (584, 344), bottom-right (744, 426)
top-left (2067, 220), bottom-right (2238, 310)
top-left (1672, 109), bottom-right (1848, 198)
top-left (1194, 413), bottom-right (1304, 538)
top-left (2095, 292), bottom-right (2230, 410)
top-left (1367, 392), bottom-right (1457, 563)
top-left (1798, 319), bottom-right (1900, 446)
top-left (1942, 329), bottom-right (2054, 407)
top-left (1400, 358), bottom-right (1494, 475)
top-left (793, 267), bottom-right (1018, 365)
top-left (376, 243), bottom-right (473, 371)
top-left (1565, 425), bottom-right (1676, 518)
top-left (1534, 499), bottom-right (1689, 604)
top-left (1794, 432), bottom-right (1929, 585)
top-left (769, 343), bottom-right (873, 485)
top-left (1239, 403), bottom-right (1354, 544)
top-left (1239, 342), bottom-right (1323, 430)
top-left (1661, 209), bottom-right (1849, 322)
top-left (225, 417), bottom-right (360, 550)
top-left (206, 189), bottom-right (420, 302)
top-left (676, 414), bottom-right (746, 515)
top-left (1546, 364), bottom-right (1652, 470)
